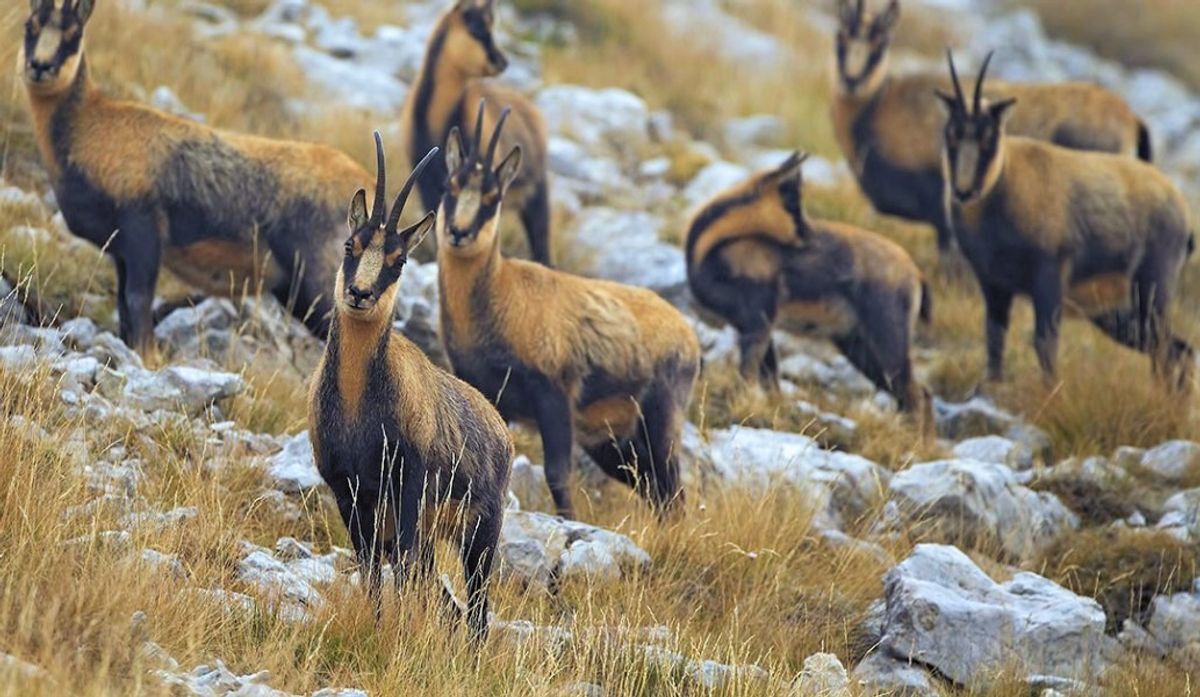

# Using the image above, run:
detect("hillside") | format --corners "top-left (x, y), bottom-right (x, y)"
top-left (1, 0), bottom-right (1199, 695)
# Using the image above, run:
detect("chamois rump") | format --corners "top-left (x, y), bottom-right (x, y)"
top-left (21, 0), bottom-right (372, 352)
top-left (400, 0), bottom-right (552, 265)
top-left (939, 52), bottom-right (1195, 390)
top-left (308, 136), bottom-right (513, 640)
top-left (436, 102), bottom-right (700, 519)
top-left (686, 153), bottom-right (933, 435)
top-left (831, 0), bottom-right (1152, 253)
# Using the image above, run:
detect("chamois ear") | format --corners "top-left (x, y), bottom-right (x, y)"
top-left (762, 151), bottom-right (807, 190)
top-left (836, 0), bottom-right (857, 28)
top-left (347, 189), bottom-right (370, 232)
top-left (934, 89), bottom-right (960, 115)
top-left (445, 127), bottom-right (466, 176)
top-left (876, 0), bottom-right (900, 32)
top-left (496, 146), bottom-right (522, 193)
top-left (397, 212), bottom-right (436, 258)
top-left (74, 0), bottom-right (95, 24)
top-left (989, 97), bottom-right (1017, 123)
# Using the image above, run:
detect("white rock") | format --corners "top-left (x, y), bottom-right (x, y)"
top-left (933, 397), bottom-right (1051, 455)
top-left (0, 653), bottom-right (47, 681)
top-left (312, 690), bottom-right (368, 697)
top-left (498, 511), bottom-right (650, 588)
top-left (268, 432), bottom-right (324, 493)
top-left (0, 345), bottom-right (37, 370)
top-left (536, 86), bottom-right (650, 158)
top-left (881, 544), bottom-right (1109, 686)
top-left (722, 114), bottom-right (787, 149)
top-left (1158, 488), bottom-right (1200, 541)
top-left (795, 652), bottom-right (852, 696)
top-left (683, 161), bottom-right (750, 208)
top-left (640, 645), bottom-right (769, 689)
top-left (851, 652), bottom-right (936, 697)
top-left (952, 436), bottom-right (1036, 470)
top-left (238, 548), bottom-right (324, 609)
top-left (779, 352), bottom-right (875, 397)
top-left (568, 207), bottom-right (685, 296)
top-left (1146, 593), bottom-right (1200, 655)
top-left (703, 427), bottom-right (889, 529)
top-left (1139, 441), bottom-right (1200, 484)
top-left (888, 459), bottom-right (1076, 559)
top-left (138, 549), bottom-right (189, 581)
top-left (120, 365), bottom-right (242, 415)
top-left (155, 659), bottom-right (298, 697)
top-left (291, 46), bottom-right (408, 113)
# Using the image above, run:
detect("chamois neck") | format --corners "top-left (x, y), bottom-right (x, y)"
top-left (26, 55), bottom-right (95, 179)
top-left (328, 309), bottom-right (393, 416)
top-left (411, 19), bottom-right (471, 128)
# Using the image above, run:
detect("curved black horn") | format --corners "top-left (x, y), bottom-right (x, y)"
top-left (974, 50), bottom-right (995, 115)
top-left (387, 147), bottom-right (441, 232)
top-left (854, 0), bottom-right (865, 26)
top-left (945, 48), bottom-right (966, 110)
top-left (371, 131), bottom-right (387, 225)
top-left (471, 99), bottom-right (486, 159)
top-left (485, 107), bottom-right (512, 171)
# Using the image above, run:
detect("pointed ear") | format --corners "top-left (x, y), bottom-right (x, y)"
top-left (763, 151), bottom-right (806, 188)
top-left (836, 0), bottom-right (856, 27)
top-left (496, 146), bottom-right (522, 192)
top-left (397, 212), bottom-right (436, 258)
top-left (934, 89), bottom-right (960, 115)
top-left (876, 0), bottom-right (900, 32)
top-left (74, 0), bottom-right (95, 24)
top-left (347, 189), bottom-right (369, 231)
top-left (445, 127), bottom-right (465, 177)
top-left (990, 97), bottom-right (1017, 123)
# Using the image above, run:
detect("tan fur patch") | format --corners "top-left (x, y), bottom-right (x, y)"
top-left (576, 396), bottom-right (640, 445)
top-left (1068, 273), bottom-right (1131, 316)
top-left (720, 240), bottom-right (781, 282)
top-left (689, 194), bottom-right (802, 266)
top-left (163, 238), bottom-right (285, 295)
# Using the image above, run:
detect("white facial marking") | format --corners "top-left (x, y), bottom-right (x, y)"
top-left (453, 186), bottom-right (482, 231)
top-left (352, 232), bottom-right (385, 290)
top-left (844, 39), bottom-right (871, 77)
top-left (954, 142), bottom-right (980, 195)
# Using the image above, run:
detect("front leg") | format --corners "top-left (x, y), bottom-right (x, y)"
top-left (1031, 262), bottom-right (1066, 382)
top-left (980, 283), bottom-right (1014, 383)
top-left (391, 451), bottom-right (427, 590)
top-left (531, 382), bottom-right (576, 519)
top-left (112, 207), bottom-right (163, 355)
top-left (327, 475), bottom-right (384, 612)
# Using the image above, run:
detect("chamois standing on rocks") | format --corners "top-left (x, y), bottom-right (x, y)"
top-left (400, 0), bottom-right (552, 265)
top-left (436, 102), bottom-right (700, 519)
top-left (308, 136), bottom-right (513, 640)
top-left (686, 153), bottom-right (934, 436)
top-left (939, 52), bottom-right (1196, 390)
top-left (831, 0), bottom-right (1152, 253)
top-left (21, 0), bottom-right (372, 352)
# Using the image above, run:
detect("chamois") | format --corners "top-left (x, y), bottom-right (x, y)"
top-left (308, 136), bottom-right (513, 640)
top-left (400, 0), bottom-right (552, 265)
top-left (686, 153), bottom-right (933, 435)
top-left (436, 102), bottom-right (700, 519)
top-left (831, 0), bottom-right (1152, 253)
top-left (21, 0), bottom-right (373, 352)
top-left (939, 52), bottom-right (1196, 389)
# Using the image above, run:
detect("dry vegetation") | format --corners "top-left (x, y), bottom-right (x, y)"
top-left (1019, 0), bottom-right (1200, 90)
top-left (1, 0), bottom-right (1199, 694)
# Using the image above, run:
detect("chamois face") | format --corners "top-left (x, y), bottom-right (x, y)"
top-left (937, 51), bottom-right (1015, 203)
top-left (445, 0), bottom-right (508, 78)
top-left (23, 0), bottom-right (92, 94)
top-left (835, 0), bottom-right (899, 97)
top-left (338, 135), bottom-right (438, 322)
top-left (438, 104), bottom-right (522, 258)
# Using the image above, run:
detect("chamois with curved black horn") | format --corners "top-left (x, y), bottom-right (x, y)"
top-left (938, 51), bottom-right (1195, 390)
top-left (686, 152), bottom-right (933, 436)
top-left (831, 0), bottom-right (1152, 253)
top-left (21, 0), bottom-right (374, 352)
top-left (437, 101), bottom-right (700, 519)
top-left (400, 0), bottom-right (552, 265)
top-left (308, 135), bottom-right (513, 640)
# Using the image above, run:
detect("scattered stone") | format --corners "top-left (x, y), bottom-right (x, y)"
top-left (238, 548), bottom-right (324, 609)
top-left (851, 652), bottom-right (936, 697)
top-left (137, 549), bottom-right (189, 581)
top-left (0, 653), bottom-right (48, 681)
top-left (536, 86), bottom-right (650, 159)
top-left (722, 114), bottom-right (787, 149)
top-left (498, 511), bottom-right (650, 589)
top-left (703, 427), bottom-right (889, 529)
top-left (887, 459), bottom-right (1077, 559)
top-left (880, 544), bottom-right (1109, 686)
top-left (682, 161), bottom-right (750, 208)
top-left (952, 435), bottom-right (1036, 470)
top-left (62, 530), bottom-right (133, 552)
top-left (267, 433), bottom-right (324, 493)
top-left (118, 365), bottom-right (243, 415)
top-left (568, 207), bottom-right (685, 297)
top-left (933, 397), bottom-right (1051, 457)
top-left (794, 652), bottom-right (852, 696)
top-left (1138, 441), bottom-right (1200, 484)
top-left (640, 645), bottom-right (769, 690)
top-left (155, 659), bottom-right (297, 697)
top-left (1158, 488), bottom-right (1200, 541)
top-left (1145, 592), bottom-right (1200, 666)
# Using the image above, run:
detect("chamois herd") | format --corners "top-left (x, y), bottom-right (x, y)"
top-left (18, 0), bottom-right (1196, 638)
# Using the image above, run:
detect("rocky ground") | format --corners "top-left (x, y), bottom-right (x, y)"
top-left (1, 0), bottom-right (1199, 695)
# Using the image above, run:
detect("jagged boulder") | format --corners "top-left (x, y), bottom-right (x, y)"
top-left (498, 511), bottom-right (650, 589)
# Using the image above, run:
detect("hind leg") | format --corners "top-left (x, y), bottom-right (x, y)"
top-left (460, 506), bottom-right (502, 642)
top-left (520, 181), bottom-right (553, 266)
top-left (738, 329), bottom-right (779, 391)
top-left (630, 382), bottom-right (685, 512)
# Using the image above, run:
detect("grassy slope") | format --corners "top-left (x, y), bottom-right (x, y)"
top-left (0, 0), bottom-right (1198, 694)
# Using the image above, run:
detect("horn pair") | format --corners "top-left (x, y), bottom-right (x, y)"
top-left (945, 48), bottom-right (994, 114)
top-left (369, 133), bottom-right (439, 232)
top-left (462, 99), bottom-right (512, 172)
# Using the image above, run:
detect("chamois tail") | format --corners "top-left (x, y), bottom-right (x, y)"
top-left (1137, 121), bottom-right (1154, 163)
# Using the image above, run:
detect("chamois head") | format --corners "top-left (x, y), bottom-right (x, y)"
top-left (338, 134), bottom-right (438, 321)
top-left (936, 50), bottom-right (1016, 204)
top-left (834, 0), bottom-right (899, 97)
top-left (23, 0), bottom-right (93, 94)
top-left (442, 0), bottom-right (508, 78)
top-left (438, 100), bottom-right (522, 257)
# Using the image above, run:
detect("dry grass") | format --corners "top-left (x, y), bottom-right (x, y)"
top-left (1019, 0), bottom-right (1200, 90)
